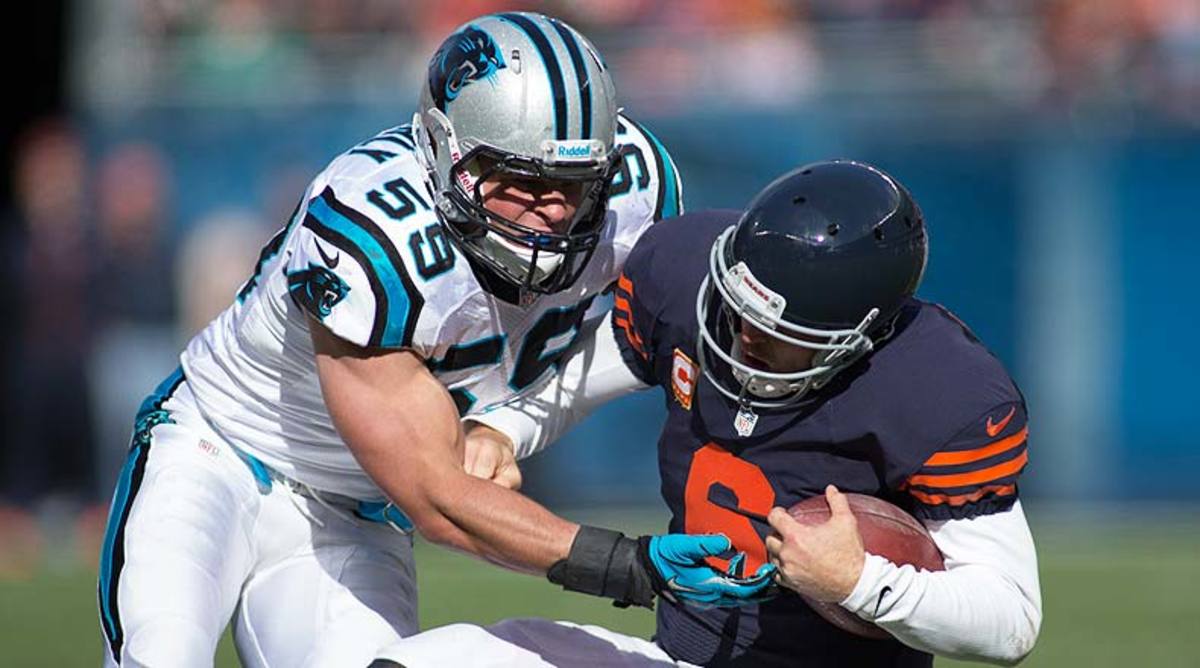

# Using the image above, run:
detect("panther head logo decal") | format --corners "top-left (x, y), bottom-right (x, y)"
top-left (287, 264), bottom-right (350, 320)
top-left (428, 25), bottom-right (506, 111)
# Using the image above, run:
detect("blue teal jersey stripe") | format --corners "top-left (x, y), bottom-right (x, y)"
top-left (500, 13), bottom-right (568, 140)
top-left (134, 366), bottom-right (184, 419)
top-left (549, 18), bottom-right (591, 139)
top-left (98, 443), bottom-right (145, 645)
top-left (644, 126), bottom-right (682, 220)
top-left (99, 366), bottom-right (183, 661)
top-left (307, 191), bottom-right (418, 348)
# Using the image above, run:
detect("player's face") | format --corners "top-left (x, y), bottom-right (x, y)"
top-left (479, 174), bottom-right (586, 235)
top-left (739, 317), bottom-right (818, 373)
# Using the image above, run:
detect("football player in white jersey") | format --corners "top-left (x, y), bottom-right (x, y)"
top-left (97, 12), bottom-right (775, 668)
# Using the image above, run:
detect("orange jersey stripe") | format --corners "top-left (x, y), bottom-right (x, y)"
top-left (923, 427), bottom-right (1029, 467)
top-left (907, 450), bottom-right (1028, 489)
top-left (614, 273), bottom-right (646, 356)
top-left (613, 316), bottom-right (646, 357)
top-left (614, 294), bottom-right (633, 315)
top-left (909, 483), bottom-right (1017, 507)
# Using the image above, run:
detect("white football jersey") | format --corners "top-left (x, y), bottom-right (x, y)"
top-left (181, 116), bottom-right (682, 500)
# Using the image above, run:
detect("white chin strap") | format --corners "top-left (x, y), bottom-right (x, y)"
top-left (480, 233), bottom-right (564, 285)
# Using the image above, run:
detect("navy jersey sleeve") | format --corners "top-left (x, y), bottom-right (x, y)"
top-left (902, 401), bottom-right (1029, 521)
top-left (609, 210), bottom-right (738, 387)
top-left (612, 267), bottom-right (657, 385)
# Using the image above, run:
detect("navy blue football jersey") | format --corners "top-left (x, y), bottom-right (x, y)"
top-left (612, 210), bottom-right (1030, 667)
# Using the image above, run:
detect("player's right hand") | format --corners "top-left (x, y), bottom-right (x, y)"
top-left (463, 422), bottom-right (522, 490)
top-left (638, 534), bottom-right (778, 608)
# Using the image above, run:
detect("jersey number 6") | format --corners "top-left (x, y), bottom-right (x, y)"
top-left (683, 443), bottom-right (776, 573)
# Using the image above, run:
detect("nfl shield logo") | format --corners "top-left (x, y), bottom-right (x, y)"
top-left (734, 405), bottom-right (759, 437)
top-left (671, 348), bottom-right (697, 410)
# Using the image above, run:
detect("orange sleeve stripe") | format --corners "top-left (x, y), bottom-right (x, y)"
top-left (614, 295), bottom-right (633, 314)
top-left (907, 450), bottom-right (1028, 489)
top-left (909, 483), bottom-right (1016, 507)
top-left (613, 316), bottom-right (646, 357)
top-left (923, 427), bottom-right (1029, 467)
top-left (614, 273), bottom-right (647, 357)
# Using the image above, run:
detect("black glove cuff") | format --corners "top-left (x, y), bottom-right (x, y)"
top-left (547, 525), bottom-right (654, 609)
top-left (635, 535), bottom-right (676, 604)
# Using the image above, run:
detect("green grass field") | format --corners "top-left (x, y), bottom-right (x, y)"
top-left (3, 506), bottom-right (1198, 667)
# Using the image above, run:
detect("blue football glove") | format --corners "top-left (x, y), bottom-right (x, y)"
top-left (545, 526), bottom-right (776, 610)
top-left (639, 533), bottom-right (777, 607)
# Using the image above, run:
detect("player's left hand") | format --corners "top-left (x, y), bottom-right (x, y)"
top-left (462, 422), bottom-right (522, 490)
top-left (765, 485), bottom-right (866, 603)
top-left (639, 533), bottom-right (778, 608)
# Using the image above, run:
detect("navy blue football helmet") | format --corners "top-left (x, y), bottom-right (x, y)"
top-left (696, 159), bottom-right (929, 408)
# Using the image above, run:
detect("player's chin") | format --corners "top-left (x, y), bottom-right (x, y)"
top-left (517, 212), bottom-right (572, 235)
top-left (740, 351), bottom-right (775, 373)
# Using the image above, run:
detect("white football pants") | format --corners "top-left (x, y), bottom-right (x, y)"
top-left (374, 618), bottom-right (697, 667)
top-left (98, 372), bottom-right (418, 668)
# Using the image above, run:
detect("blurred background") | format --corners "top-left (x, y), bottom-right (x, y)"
top-left (1, 0), bottom-right (1198, 666)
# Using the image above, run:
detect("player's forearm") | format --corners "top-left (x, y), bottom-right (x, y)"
top-left (416, 467), bottom-right (578, 573)
top-left (839, 503), bottom-right (1042, 665)
top-left (469, 313), bottom-right (648, 459)
top-left (843, 557), bottom-right (1039, 665)
top-left (312, 326), bottom-right (578, 574)
top-left (330, 377), bottom-right (576, 573)
top-left (336, 396), bottom-right (577, 573)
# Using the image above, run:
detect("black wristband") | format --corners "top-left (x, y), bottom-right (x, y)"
top-left (546, 525), bottom-right (655, 609)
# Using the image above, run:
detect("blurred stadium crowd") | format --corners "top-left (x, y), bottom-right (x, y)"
top-left (3, 0), bottom-right (1200, 578)
top-left (76, 0), bottom-right (1200, 118)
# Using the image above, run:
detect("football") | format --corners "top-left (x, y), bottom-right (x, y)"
top-left (787, 493), bottom-right (945, 639)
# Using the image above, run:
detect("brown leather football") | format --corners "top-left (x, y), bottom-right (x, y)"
top-left (786, 492), bottom-right (945, 639)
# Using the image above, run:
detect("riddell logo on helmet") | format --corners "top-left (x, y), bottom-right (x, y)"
top-left (556, 144), bottom-right (592, 159)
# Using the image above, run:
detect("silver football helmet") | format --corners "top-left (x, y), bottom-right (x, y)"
top-left (413, 12), bottom-right (620, 295)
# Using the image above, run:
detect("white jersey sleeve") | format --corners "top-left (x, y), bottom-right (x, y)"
top-left (285, 186), bottom-right (426, 350)
top-left (468, 311), bottom-right (650, 460)
top-left (600, 114), bottom-right (685, 278)
top-left (839, 500), bottom-right (1042, 665)
top-left (612, 114), bottom-right (684, 225)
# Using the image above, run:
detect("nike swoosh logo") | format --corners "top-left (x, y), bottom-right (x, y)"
top-left (315, 240), bottom-right (340, 269)
top-left (874, 586), bottom-right (892, 617)
top-left (986, 406), bottom-right (1017, 437)
top-left (664, 577), bottom-right (704, 594)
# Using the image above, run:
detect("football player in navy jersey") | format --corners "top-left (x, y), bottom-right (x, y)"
top-left (391, 160), bottom-right (1043, 667)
